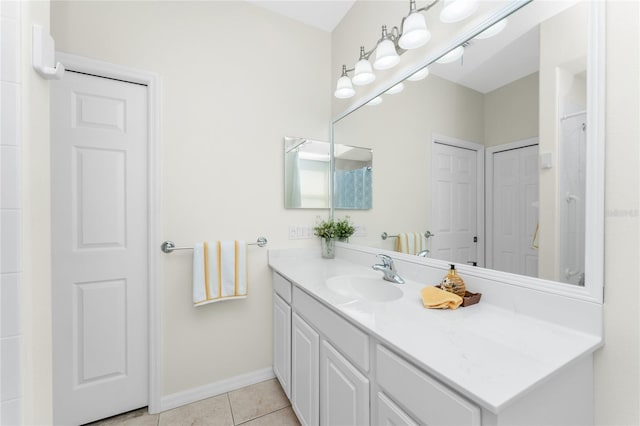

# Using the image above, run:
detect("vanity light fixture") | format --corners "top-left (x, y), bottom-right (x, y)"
top-left (385, 82), bottom-right (405, 95)
top-left (334, 65), bottom-right (355, 99)
top-left (439, 0), bottom-right (479, 23)
top-left (407, 66), bottom-right (430, 81)
top-left (473, 18), bottom-right (507, 40)
top-left (436, 44), bottom-right (465, 64)
top-left (334, 0), bottom-right (481, 99)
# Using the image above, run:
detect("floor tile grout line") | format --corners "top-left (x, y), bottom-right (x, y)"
top-left (234, 406), bottom-right (295, 426)
top-left (227, 392), bottom-right (237, 426)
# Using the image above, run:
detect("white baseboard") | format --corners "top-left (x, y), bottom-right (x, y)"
top-left (158, 367), bottom-right (276, 413)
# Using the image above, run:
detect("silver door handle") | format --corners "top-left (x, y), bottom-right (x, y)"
top-left (425, 231), bottom-right (435, 238)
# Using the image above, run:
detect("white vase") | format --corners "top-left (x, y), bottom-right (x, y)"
top-left (321, 238), bottom-right (335, 259)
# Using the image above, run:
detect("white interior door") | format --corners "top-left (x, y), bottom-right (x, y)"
top-left (430, 141), bottom-right (479, 265)
top-left (489, 144), bottom-right (539, 277)
top-left (51, 71), bottom-right (149, 425)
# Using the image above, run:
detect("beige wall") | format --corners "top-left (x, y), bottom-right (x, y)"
top-left (331, 1), bottom-right (639, 425)
top-left (595, 1), bottom-right (640, 424)
top-left (483, 72), bottom-right (539, 147)
top-left (51, 1), bottom-right (331, 397)
top-left (20, 1), bottom-right (53, 423)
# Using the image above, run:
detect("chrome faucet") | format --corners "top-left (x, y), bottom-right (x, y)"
top-left (417, 249), bottom-right (430, 257)
top-left (372, 254), bottom-right (405, 284)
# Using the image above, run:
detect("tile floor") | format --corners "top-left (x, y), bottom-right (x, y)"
top-left (87, 379), bottom-right (300, 426)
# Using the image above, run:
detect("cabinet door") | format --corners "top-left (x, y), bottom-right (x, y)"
top-left (292, 313), bottom-right (320, 426)
top-left (320, 340), bottom-right (369, 426)
top-left (376, 392), bottom-right (418, 426)
top-left (273, 294), bottom-right (291, 398)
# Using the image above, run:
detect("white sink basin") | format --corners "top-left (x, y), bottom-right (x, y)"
top-left (325, 275), bottom-right (403, 302)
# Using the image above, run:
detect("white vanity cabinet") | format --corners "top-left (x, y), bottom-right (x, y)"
top-left (270, 250), bottom-right (601, 426)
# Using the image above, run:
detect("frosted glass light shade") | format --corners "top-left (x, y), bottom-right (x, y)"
top-left (407, 66), bottom-right (430, 81)
top-left (440, 0), bottom-right (479, 23)
top-left (474, 18), bottom-right (507, 40)
top-left (436, 45), bottom-right (464, 64)
top-left (367, 96), bottom-right (383, 106)
top-left (334, 76), bottom-right (355, 99)
top-left (385, 82), bottom-right (404, 95)
top-left (399, 13), bottom-right (431, 50)
top-left (374, 39), bottom-right (401, 70)
top-left (352, 59), bottom-right (376, 86)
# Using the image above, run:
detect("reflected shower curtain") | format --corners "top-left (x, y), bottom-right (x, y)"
top-left (334, 167), bottom-right (372, 209)
top-left (285, 150), bottom-right (302, 208)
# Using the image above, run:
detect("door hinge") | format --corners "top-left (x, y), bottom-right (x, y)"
top-left (473, 236), bottom-right (478, 243)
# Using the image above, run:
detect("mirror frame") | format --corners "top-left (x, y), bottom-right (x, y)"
top-left (330, 0), bottom-right (605, 303)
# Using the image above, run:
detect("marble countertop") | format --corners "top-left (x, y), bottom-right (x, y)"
top-left (268, 250), bottom-right (602, 414)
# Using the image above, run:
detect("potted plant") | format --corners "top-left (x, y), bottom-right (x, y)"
top-left (314, 216), bottom-right (355, 258)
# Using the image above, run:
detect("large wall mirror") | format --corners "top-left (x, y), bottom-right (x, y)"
top-left (332, 0), bottom-right (604, 302)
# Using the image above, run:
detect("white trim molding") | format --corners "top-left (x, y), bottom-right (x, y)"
top-left (160, 368), bottom-right (276, 412)
top-left (55, 52), bottom-right (164, 413)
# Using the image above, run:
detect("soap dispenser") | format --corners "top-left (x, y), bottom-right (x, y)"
top-left (440, 264), bottom-right (466, 297)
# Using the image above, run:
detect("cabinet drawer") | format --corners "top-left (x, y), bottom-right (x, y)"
top-left (376, 345), bottom-right (481, 426)
top-left (293, 286), bottom-right (369, 372)
top-left (273, 272), bottom-right (292, 304)
top-left (376, 392), bottom-right (418, 426)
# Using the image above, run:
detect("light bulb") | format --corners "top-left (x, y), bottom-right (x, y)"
top-left (367, 96), bottom-right (383, 106)
top-left (374, 39), bottom-right (400, 70)
top-left (474, 18), bottom-right (507, 40)
top-left (436, 45), bottom-right (464, 64)
top-left (399, 12), bottom-right (431, 50)
top-left (407, 67), bottom-right (430, 81)
top-left (385, 82), bottom-right (405, 95)
top-left (440, 0), bottom-right (479, 23)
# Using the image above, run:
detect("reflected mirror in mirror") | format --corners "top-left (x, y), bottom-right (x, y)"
top-left (332, 1), bottom-right (591, 286)
top-left (284, 137), bottom-right (373, 209)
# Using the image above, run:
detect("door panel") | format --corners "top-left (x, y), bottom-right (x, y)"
top-left (431, 142), bottom-right (478, 264)
top-left (319, 341), bottom-right (369, 426)
top-left (52, 71), bottom-right (148, 425)
top-left (490, 144), bottom-right (539, 277)
top-left (291, 313), bottom-right (319, 426)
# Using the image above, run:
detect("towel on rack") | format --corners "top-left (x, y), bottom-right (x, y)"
top-left (193, 240), bottom-right (247, 306)
top-left (395, 232), bottom-right (428, 255)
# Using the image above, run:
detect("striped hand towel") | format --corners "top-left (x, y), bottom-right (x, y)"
top-left (193, 241), bottom-right (247, 306)
top-left (395, 232), bottom-right (428, 255)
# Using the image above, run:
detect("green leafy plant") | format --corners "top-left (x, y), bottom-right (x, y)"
top-left (313, 216), bottom-right (355, 241)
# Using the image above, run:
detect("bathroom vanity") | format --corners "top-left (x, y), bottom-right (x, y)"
top-left (269, 245), bottom-right (602, 426)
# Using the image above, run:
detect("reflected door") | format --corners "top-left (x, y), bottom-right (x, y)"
top-left (489, 144), bottom-right (539, 277)
top-left (51, 71), bottom-right (148, 425)
top-left (430, 142), bottom-right (478, 264)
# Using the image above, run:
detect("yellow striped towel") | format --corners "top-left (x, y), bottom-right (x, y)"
top-left (395, 232), bottom-right (428, 255)
top-left (193, 241), bottom-right (247, 306)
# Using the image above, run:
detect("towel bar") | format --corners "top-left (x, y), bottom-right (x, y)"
top-left (381, 231), bottom-right (434, 240)
top-left (161, 237), bottom-right (267, 254)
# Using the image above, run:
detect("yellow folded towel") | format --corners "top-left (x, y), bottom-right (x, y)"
top-left (421, 286), bottom-right (462, 310)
